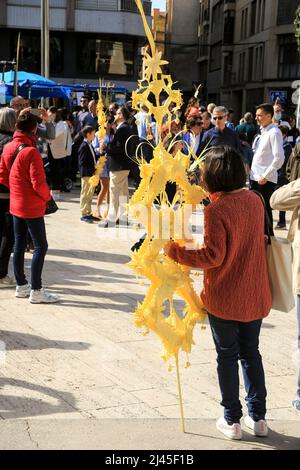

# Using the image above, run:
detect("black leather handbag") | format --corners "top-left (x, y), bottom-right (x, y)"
top-left (45, 196), bottom-right (58, 215)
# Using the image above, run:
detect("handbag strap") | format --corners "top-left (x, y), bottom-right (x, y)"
top-left (251, 189), bottom-right (272, 244)
top-left (10, 144), bottom-right (30, 170)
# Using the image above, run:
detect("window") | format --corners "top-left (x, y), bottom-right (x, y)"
top-left (77, 38), bottom-right (134, 77)
top-left (238, 51), bottom-right (246, 83)
top-left (209, 42), bottom-right (222, 71)
top-left (11, 32), bottom-right (63, 74)
top-left (248, 47), bottom-right (254, 81)
top-left (278, 35), bottom-right (300, 79)
top-left (250, 0), bottom-right (257, 36)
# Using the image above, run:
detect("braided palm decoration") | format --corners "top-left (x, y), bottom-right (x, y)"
top-left (89, 84), bottom-right (107, 188)
top-left (129, 0), bottom-right (207, 390)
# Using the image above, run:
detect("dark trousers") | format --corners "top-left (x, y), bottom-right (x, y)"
top-left (48, 146), bottom-right (64, 191)
top-left (250, 180), bottom-right (276, 235)
top-left (208, 313), bottom-right (267, 424)
top-left (13, 216), bottom-right (48, 290)
top-left (0, 199), bottom-right (14, 278)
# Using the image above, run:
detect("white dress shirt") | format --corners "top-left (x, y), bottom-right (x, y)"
top-left (250, 123), bottom-right (284, 184)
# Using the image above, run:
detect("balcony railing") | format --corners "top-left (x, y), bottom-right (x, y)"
top-left (75, 0), bottom-right (151, 15)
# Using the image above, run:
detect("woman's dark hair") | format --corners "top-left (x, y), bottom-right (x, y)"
top-left (59, 107), bottom-right (71, 122)
top-left (202, 146), bottom-right (246, 194)
top-left (16, 112), bottom-right (38, 134)
top-left (119, 106), bottom-right (130, 122)
top-left (105, 111), bottom-right (115, 124)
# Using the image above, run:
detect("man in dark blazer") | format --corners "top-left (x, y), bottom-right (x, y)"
top-left (99, 107), bottom-right (133, 227)
top-left (78, 126), bottom-right (99, 223)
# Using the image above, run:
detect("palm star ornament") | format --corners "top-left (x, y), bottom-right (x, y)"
top-left (128, 0), bottom-right (208, 432)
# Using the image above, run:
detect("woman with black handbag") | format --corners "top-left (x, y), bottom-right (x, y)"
top-left (0, 112), bottom-right (59, 304)
top-left (0, 107), bottom-right (16, 287)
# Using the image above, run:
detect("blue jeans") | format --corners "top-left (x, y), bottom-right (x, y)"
top-left (297, 296), bottom-right (300, 398)
top-left (208, 313), bottom-right (267, 424)
top-left (13, 216), bottom-right (48, 290)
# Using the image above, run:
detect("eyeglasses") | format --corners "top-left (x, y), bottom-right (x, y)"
top-left (213, 116), bottom-right (225, 121)
top-left (195, 122), bottom-right (203, 126)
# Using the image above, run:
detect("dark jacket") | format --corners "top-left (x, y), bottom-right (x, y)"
top-left (107, 122), bottom-right (133, 172)
top-left (199, 126), bottom-right (243, 156)
top-left (78, 140), bottom-right (97, 177)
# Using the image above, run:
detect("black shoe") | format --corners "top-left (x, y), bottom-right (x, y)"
top-left (275, 223), bottom-right (286, 230)
top-left (98, 220), bottom-right (109, 228)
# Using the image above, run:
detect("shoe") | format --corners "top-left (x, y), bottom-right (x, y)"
top-left (15, 284), bottom-right (31, 298)
top-left (80, 217), bottom-right (93, 224)
top-left (116, 218), bottom-right (129, 227)
top-left (0, 275), bottom-right (16, 288)
top-left (98, 220), bottom-right (109, 228)
top-left (244, 415), bottom-right (268, 437)
top-left (292, 399), bottom-right (300, 412)
top-left (29, 288), bottom-right (60, 304)
top-left (90, 215), bottom-right (101, 222)
top-left (216, 417), bottom-right (242, 440)
top-left (275, 223), bottom-right (286, 230)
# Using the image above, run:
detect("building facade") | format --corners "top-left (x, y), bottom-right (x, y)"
top-left (152, 7), bottom-right (166, 57)
top-left (165, 0), bottom-right (200, 94)
top-left (0, 0), bottom-right (152, 91)
top-left (198, 0), bottom-right (300, 116)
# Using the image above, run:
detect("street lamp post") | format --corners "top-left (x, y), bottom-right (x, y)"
top-left (41, 0), bottom-right (50, 78)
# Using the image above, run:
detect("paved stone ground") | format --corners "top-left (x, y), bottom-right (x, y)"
top-left (0, 190), bottom-right (299, 450)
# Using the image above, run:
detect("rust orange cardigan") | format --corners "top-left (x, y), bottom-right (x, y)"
top-left (167, 190), bottom-right (272, 322)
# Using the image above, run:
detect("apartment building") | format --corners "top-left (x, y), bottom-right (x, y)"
top-left (152, 7), bottom-right (166, 57)
top-left (165, 0), bottom-right (200, 94)
top-left (0, 0), bottom-right (152, 90)
top-left (198, 0), bottom-right (299, 116)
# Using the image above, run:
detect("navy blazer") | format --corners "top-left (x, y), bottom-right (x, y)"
top-left (78, 140), bottom-right (96, 177)
top-left (107, 122), bottom-right (133, 172)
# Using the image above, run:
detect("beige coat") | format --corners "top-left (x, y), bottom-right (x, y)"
top-left (270, 179), bottom-right (300, 294)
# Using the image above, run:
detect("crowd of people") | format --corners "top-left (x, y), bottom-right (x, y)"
top-left (0, 91), bottom-right (300, 438)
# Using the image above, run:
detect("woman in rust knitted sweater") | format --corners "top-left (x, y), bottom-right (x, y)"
top-left (165, 146), bottom-right (272, 440)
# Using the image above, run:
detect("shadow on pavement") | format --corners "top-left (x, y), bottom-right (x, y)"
top-left (47, 249), bottom-right (131, 265)
top-left (0, 377), bottom-right (78, 419)
top-left (0, 330), bottom-right (90, 351)
top-left (185, 426), bottom-right (300, 450)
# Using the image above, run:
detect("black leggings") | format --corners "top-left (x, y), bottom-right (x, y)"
top-left (48, 145), bottom-right (64, 191)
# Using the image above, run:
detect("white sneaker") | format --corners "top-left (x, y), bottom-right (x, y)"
top-left (29, 288), bottom-right (60, 304)
top-left (0, 275), bottom-right (16, 288)
top-left (244, 415), bottom-right (268, 437)
top-left (15, 284), bottom-right (31, 298)
top-left (216, 417), bottom-right (242, 440)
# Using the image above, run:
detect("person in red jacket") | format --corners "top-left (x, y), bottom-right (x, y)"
top-left (0, 112), bottom-right (59, 304)
top-left (165, 146), bottom-right (272, 440)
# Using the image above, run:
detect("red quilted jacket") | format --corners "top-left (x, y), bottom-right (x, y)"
top-left (0, 131), bottom-right (51, 218)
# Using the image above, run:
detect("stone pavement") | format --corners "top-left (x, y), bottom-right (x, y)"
top-left (0, 190), bottom-right (299, 450)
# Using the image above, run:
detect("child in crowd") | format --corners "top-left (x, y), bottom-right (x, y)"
top-left (78, 126), bottom-right (99, 224)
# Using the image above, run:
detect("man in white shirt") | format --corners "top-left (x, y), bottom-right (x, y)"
top-left (250, 103), bottom-right (285, 232)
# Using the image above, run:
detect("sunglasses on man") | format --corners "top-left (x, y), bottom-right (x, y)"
top-left (213, 116), bottom-right (225, 121)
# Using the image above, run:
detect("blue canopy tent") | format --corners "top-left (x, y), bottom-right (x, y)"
top-left (3, 71), bottom-right (71, 101)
